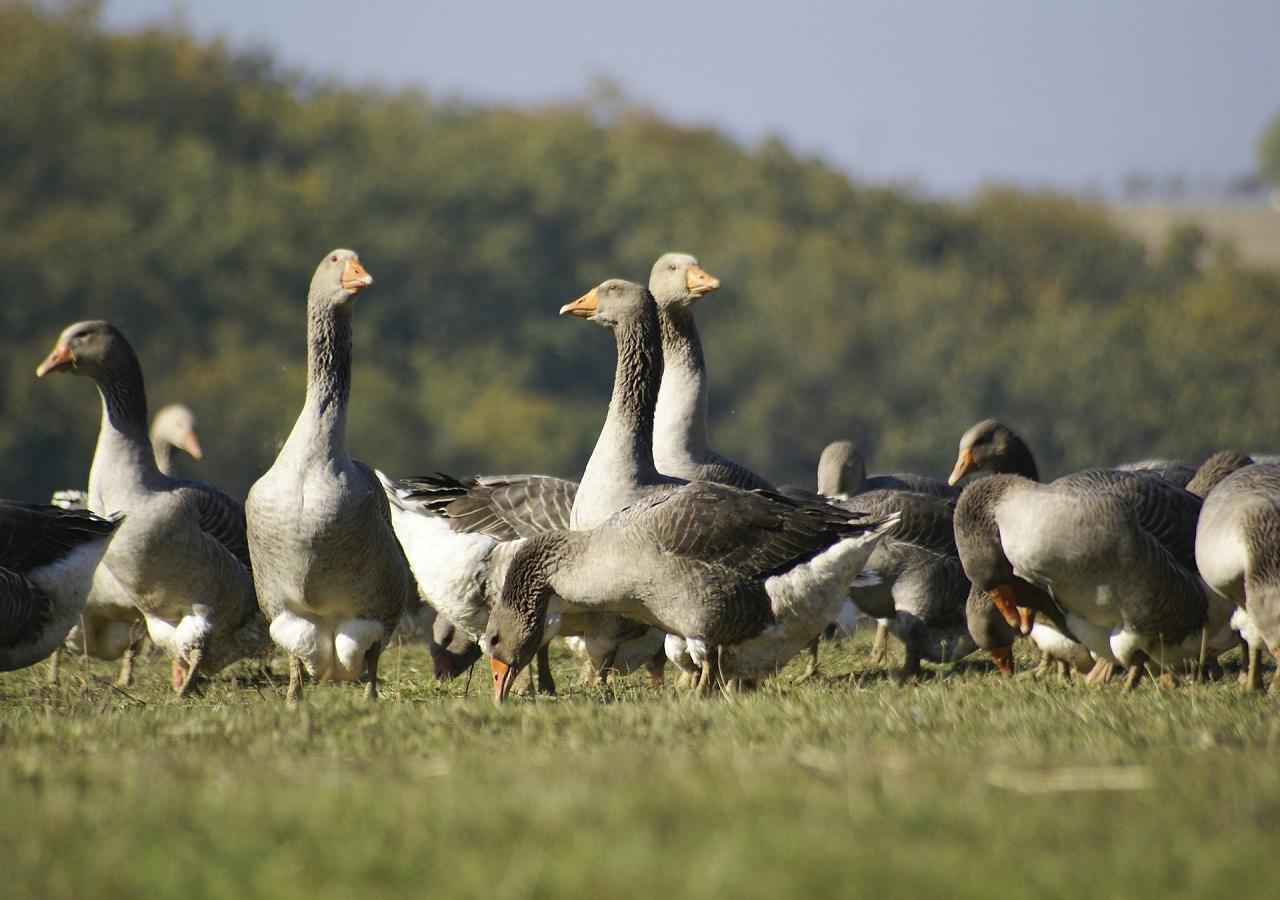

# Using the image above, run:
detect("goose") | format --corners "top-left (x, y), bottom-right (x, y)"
top-left (1, 501), bottom-right (120, 672)
top-left (820, 440), bottom-right (958, 501)
top-left (36, 321), bottom-right (266, 696)
top-left (246, 249), bottom-right (419, 702)
top-left (1185, 450), bottom-right (1254, 499)
top-left (49, 403), bottom-right (206, 685)
top-left (484, 481), bottom-right (894, 701)
top-left (1195, 455), bottom-right (1280, 692)
top-left (954, 469), bottom-right (1236, 689)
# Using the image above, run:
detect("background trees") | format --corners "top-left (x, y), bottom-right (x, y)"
top-left (3, 2), bottom-right (1280, 501)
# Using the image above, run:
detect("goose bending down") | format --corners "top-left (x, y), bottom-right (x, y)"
top-left (1, 501), bottom-right (120, 671)
top-left (954, 469), bottom-right (1236, 689)
top-left (246, 250), bottom-right (419, 702)
top-left (36, 322), bottom-right (266, 696)
top-left (49, 403), bottom-right (206, 684)
top-left (1195, 457), bottom-right (1280, 692)
top-left (484, 482), bottom-right (894, 700)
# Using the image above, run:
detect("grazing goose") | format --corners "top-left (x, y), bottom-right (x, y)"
top-left (246, 250), bottom-right (418, 702)
top-left (1195, 457), bottom-right (1280, 692)
top-left (649, 252), bottom-right (773, 491)
top-left (484, 482), bottom-right (893, 700)
top-left (49, 403), bottom-right (206, 684)
top-left (820, 440), bottom-right (958, 501)
top-left (1, 501), bottom-right (120, 672)
top-left (955, 469), bottom-right (1235, 689)
top-left (36, 321), bottom-right (266, 695)
top-left (428, 611), bottom-right (483, 682)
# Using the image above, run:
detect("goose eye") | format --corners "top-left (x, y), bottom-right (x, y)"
top-left (669, 265), bottom-right (677, 271)
top-left (330, 255), bottom-right (338, 262)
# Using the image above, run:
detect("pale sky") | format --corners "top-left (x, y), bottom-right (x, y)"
top-left (103, 0), bottom-right (1280, 196)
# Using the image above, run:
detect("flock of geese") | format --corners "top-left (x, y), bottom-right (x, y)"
top-left (4, 248), bottom-right (1280, 703)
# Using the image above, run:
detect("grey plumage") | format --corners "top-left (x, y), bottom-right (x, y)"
top-left (818, 440), bottom-right (957, 500)
top-left (246, 249), bottom-right (418, 699)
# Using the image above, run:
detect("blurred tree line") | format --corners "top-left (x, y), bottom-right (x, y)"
top-left (4, 1), bottom-right (1280, 502)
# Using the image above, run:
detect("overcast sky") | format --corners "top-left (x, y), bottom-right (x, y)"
top-left (103, 0), bottom-right (1280, 197)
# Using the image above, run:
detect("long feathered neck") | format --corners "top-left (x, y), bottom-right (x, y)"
top-left (653, 304), bottom-right (711, 467)
top-left (578, 301), bottom-right (665, 499)
top-left (88, 344), bottom-right (161, 502)
top-left (298, 296), bottom-right (354, 457)
top-left (995, 433), bottom-right (1039, 481)
top-left (150, 430), bottom-right (175, 477)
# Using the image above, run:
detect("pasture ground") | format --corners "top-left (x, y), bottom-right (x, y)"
top-left (3, 633), bottom-right (1278, 899)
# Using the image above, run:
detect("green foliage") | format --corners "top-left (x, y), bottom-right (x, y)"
top-left (1260, 112), bottom-right (1280, 189)
top-left (4, 1), bottom-right (1280, 503)
top-left (3, 639), bottom-right (1279, 898)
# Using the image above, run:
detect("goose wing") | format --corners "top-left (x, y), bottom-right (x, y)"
top-left (0, 501), bottom-right (118, 572)
top-left (386, 473), bottom-right (577, 540)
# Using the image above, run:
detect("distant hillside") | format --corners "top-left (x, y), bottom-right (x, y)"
top-left (1110, 204), bottom-right (1280, 269)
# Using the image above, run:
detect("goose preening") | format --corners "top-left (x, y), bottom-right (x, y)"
top-left (484, 480), bottom-right (894, 701)
top-left (1195, 454), bottom-right (1280, 692)
top-left (36, 321), bottom-right (266, 696)
top-left (1, 501), bottom-right (120, 672)
top-left (954, 468), bottom-right (1236, 689)
top-left (48, 404), bottom-right (206, 685)
top-left (246, 249), bottom-right (419, 702)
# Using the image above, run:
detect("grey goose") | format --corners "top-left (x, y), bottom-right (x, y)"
top-left (36, 321), bottom-right (266, 696)
top-left (246, 250), bottom-right (419, 702)
top-left (1, 501), bottom-right (120, 672)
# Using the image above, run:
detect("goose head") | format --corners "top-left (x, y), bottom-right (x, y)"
top-left (429, 614), bottom-right (482, 681)
top-left (483, 540), bottom-right (559, 702)
top-left (36, 320), bottom-right (135, 381)
top-left (151, 404), bottom-right (203, 461)
top-left (817, 440), bottom-right (866, 499)
top-left (559, 278), bottom-right (651, 329)
top-left (1185, 450), bottom-right (1253, 499)
top-left (648, 252), bottom-right (720, 311)
top-left (309, 248), bottom-right (373, 310)
top-left (949, 419), bottom-right (1039, 485)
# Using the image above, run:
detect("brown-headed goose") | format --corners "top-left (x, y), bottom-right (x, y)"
top-left (1195, 454), bottom-right (1280, 692)
top-left (246, 250), bottom-right (418, 702)
top-left (36, 321), bottom-right (265, 696)
top-left (1, 501), bottom-right (120, 672)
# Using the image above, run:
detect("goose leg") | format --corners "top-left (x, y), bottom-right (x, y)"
top-left (46, 647), bottom-right (61, 684)
top-left (896, 651), bottom-right (922, 685)
top-left (596, 647), bottom-right (618, 686)
top-left (795, 636), bottom-right (820, 683)
top-left (535, 644), bottom-right (557, 696)
top-left (1244, 644), bottom-right (1264, 693)
top-left (644, 648), bottom-right (666, 689)
top-left (363, 640), bottom-right (381, 702)
top-left (171, 658), bottom-right (187, 693)
top-left (177, 647), bottom-right (203, 698)
top-left (1121, 659), bottom-right (1146, 693)
top-left (116, 623), bottom-right (146, 687)
top-left (1084, 659), bottom-right (1115, 685)
top-left (287, 653), bottom-right (304, 703)
top-left (1057, 659), bottom-right (1072, 681)
top-left (868, 620), bottom-right (890, 667)
top-left (989, 644), bottom-right (1015, 677)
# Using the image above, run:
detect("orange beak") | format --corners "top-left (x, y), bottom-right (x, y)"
top-left (36, 343), bottom-right (74, 378)
top-left (182, 430), bottom-right (204, 461)
top-left (989, 585), bottom-right (1020, 630)
top-left (686, 264), bottom-right (720, 296)
top-left (948, 447), bottom-right (976, 486)
top-left (1017, 606), bottom-right (1036, 636)
top-left (559, 287), bottom-right (598, 318)
top-left (491, 657), bottom-right (518, 703)
top-left (989, 644), bottom-right (1015, 677)
top-left (341, 258), bottom-right (374, 293)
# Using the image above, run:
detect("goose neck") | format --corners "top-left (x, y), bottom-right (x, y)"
top-left (88, 349), bottom-right (161, 501)
top-left (654, 305), bottom-right (711, 466)
top-left (302, 299), bottom-right (354, 447)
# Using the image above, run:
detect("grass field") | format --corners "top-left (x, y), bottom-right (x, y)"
top-left (3, 634), bottom-right (1278, 899)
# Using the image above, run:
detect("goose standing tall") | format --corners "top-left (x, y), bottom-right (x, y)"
top-left (35, 322), bottom-right (264, 695)
top-left (1, 501), bottom-right (120, 672)
top-left (246, 250), bottom-right (418, 702)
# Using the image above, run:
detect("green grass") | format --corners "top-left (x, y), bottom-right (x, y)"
top-left (3, 636), bottom-right (1278, 899)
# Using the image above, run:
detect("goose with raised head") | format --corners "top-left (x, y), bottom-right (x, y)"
top-left (36, 321), bottom-right (264, 696)
top-left (484, 480), bottom-right (894, 701)
top-left (1195, 458), bottom-right (1280, 692)
top-left (1, 501), bottom-right (120, 672)
top-left (50, 403), bottom-right (206, 685)
top-left (955, 469), bottom-right (1235, 689)
top-left (649, 252), bottom-right (772, 491)
top-left (820, 440), bottom-right (957, 501)
top-left (246, 250), bottom-right (418, 702)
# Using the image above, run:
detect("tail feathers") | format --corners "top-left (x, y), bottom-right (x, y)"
top-left (376, 471), bottom-right (474, 516)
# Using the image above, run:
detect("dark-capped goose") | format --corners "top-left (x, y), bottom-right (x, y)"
top-left (246, 250), bottom-right (418, 702)
top-left (36, 321), bottom-right (265, 696)
top-left (1195, 456), bottom-right (1280, 692)
top-left (484, 483), bottom-right (893, 700)
top-left (1, 501), bottom-right (120, 671)
top-left (955, 469), bottom-right (1236, 689)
